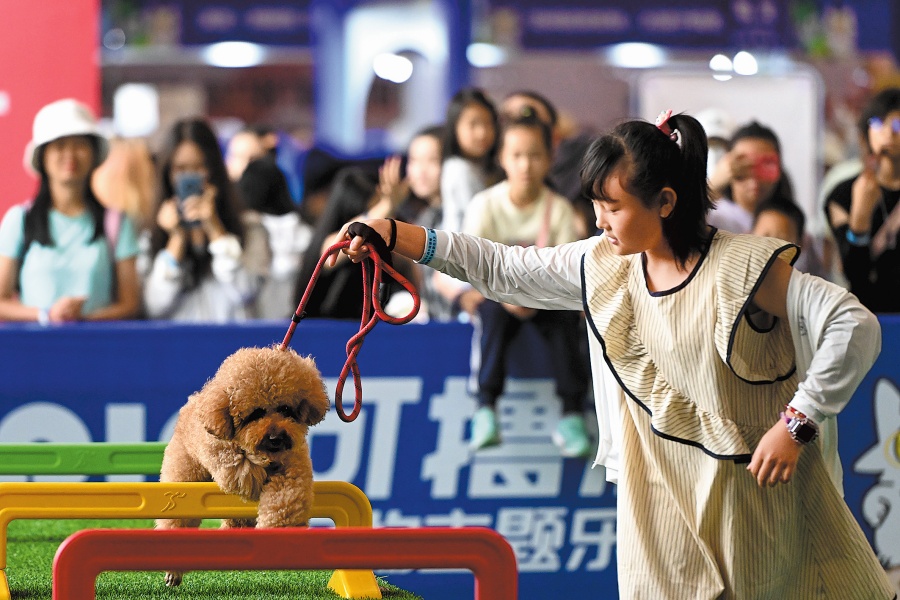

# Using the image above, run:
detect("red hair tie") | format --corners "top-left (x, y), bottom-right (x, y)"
top-left (655, 109), bottom-right (682, 148)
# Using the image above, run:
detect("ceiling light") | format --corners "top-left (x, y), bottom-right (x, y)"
top-left (733, 51), bottom-right (758, 76)
top-left (466, 43), bottom-right (508, 68)
top-left (202, 41), bottom-right (265, 68)
top-left (606, 43), bottom-right (666, 69)
top-left (373, 53), bottom-right (414, 83)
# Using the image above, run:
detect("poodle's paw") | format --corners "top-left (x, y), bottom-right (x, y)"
top-left (221, 517), bottom-right (256, 529)
top-left (164, 571), bottom-right (183, 587)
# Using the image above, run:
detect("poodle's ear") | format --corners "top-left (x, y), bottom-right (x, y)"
top-left (197, 390), bottom-right (235, 440)
top-left (298, 382), bottom-right (330, 426)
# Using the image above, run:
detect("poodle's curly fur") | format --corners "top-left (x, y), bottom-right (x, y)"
top-left (156, 345), bottom-right (330, 586)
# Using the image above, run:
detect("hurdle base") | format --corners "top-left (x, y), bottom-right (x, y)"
top-left (328, 568), bottom-right (382, 599)
top-left (0, 569), bottom-right (8, 600)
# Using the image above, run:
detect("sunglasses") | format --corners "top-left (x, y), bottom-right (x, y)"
top-left (868, 117), bottom-right (900, 133)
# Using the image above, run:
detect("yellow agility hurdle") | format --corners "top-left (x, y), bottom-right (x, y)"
top-left (0, 480), bottom-right (378, 600)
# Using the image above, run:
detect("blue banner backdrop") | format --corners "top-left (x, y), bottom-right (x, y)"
top-left (0, 318), bottom-right (897, 598)
top-left (486, 0), bottom-right (795, 50)
top-left (180, 0), bottom-right (312, 46)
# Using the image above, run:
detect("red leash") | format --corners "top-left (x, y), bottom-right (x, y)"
top-left (280, 240), bottom-right (420, 422)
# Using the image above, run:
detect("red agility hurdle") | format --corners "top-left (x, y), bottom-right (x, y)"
top-left (52, 527), bottom-right (517, 600)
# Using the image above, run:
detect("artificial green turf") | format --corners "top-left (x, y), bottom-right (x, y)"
top-left (8, 519), bottom-right (423, 599)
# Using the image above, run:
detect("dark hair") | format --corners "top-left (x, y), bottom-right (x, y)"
top-left (293, 167), bottom-right (378, 319)
top-left (858, 87), bottom-right (900, 152)
top-left (150, 118), bottom-right (245, 286)
top-left (503, 90), bottom-right (558, 128)
top-left (412, 124), bottom-right (445, 145)
top-left (580, 113), bottom-right (712, 267)
top-left (728, 121), bottom-right (781, 154)
top-left (443, 88), bottom-right (499, 167)
top-left (498, 114), bottom-right (553, 155)
top-left (24, 136), bottom-right (106, 250)
top-left (239, 157), bottom-right (296, 216)
top-left (754, 198), bottom-right (806, 239)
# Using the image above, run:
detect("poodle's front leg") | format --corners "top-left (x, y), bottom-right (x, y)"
top-left (255, 463), bottom-right (314, 528)
top-left (207, 446), bottom-right (268, 501)
top-left (221, 517), bottom-right (257, 529)
top-left (155, 517), bottom-right (201, 586)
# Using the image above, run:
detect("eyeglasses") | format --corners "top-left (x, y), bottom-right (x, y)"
top-left (868, 117), bottom-right (900, 133)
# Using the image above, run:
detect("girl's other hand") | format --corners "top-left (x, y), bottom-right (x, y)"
top-left (747, 419), bottom-right (802, 487)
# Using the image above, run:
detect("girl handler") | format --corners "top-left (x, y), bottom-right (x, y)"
top-left (336, 111), bottom-right (894, 599)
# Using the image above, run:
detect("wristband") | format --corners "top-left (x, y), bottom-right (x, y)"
top-left (846, 228), bottom-right (871, 246)
top-left (37, 308), bottom-right (50, 326)
top-left (419, 228), bottom-right (437, 265)
top-left (387, 218), bottom-right (397, 252)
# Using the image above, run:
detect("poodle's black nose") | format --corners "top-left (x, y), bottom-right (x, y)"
top-left (259, 432), bottom-right (292, 453)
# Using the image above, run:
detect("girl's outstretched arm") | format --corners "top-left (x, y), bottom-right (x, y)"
top-left (336, 219), bottom-right (588, 311)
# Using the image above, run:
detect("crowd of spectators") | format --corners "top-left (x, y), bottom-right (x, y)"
top-left (4, 82), bottom-right (900, 455)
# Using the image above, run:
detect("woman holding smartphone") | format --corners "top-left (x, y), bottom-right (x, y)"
top-left (143, 118), bottom-right (268, 322)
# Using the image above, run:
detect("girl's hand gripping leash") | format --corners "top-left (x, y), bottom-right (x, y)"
top-left (280, 221), bottom-right (419, 422)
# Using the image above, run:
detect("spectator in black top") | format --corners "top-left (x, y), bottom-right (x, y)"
top-left (825, 87), bottom-right (900, 313)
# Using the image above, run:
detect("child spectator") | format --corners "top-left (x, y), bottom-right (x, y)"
top-left (440, 88), bottom-right (502, 233)
top-left (752, 199), bottom-right (805, 247)
top-left (462, 115), bottom-right (591, 457)
top-left (0, 99), bottom-right (141, 323)
top-left (142, 118), bottom-right (267, 322)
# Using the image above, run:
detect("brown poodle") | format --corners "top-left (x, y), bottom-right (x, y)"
top-left (156, 345), bottom-right (330, 587)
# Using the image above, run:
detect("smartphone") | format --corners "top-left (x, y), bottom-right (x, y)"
top-left (752, 154), bottom-right (781, 183)
top-left (174, 172), bottom-right (204, 227)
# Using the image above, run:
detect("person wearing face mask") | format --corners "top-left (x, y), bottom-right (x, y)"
top-left (0, 99), bottom-right (141, 324)
top-left (825, 87), bottom-right (900, 313)
top-left (143, 118), bottom-right (267, 322)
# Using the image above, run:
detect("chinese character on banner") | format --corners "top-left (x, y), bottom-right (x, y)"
top-left (496, 507), bottom-right (567, 572)
top-left (469, 380), bottom-right (564, 498)
top-left (566, 508), bottom-right (617, 572)
top-left (421, 377), bottom-right (476, 499)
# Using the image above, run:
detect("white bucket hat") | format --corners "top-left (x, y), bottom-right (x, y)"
top-left (694, 107), bottom-right (737, 143)
top-left (23, 98), bottom-right (109, 174)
